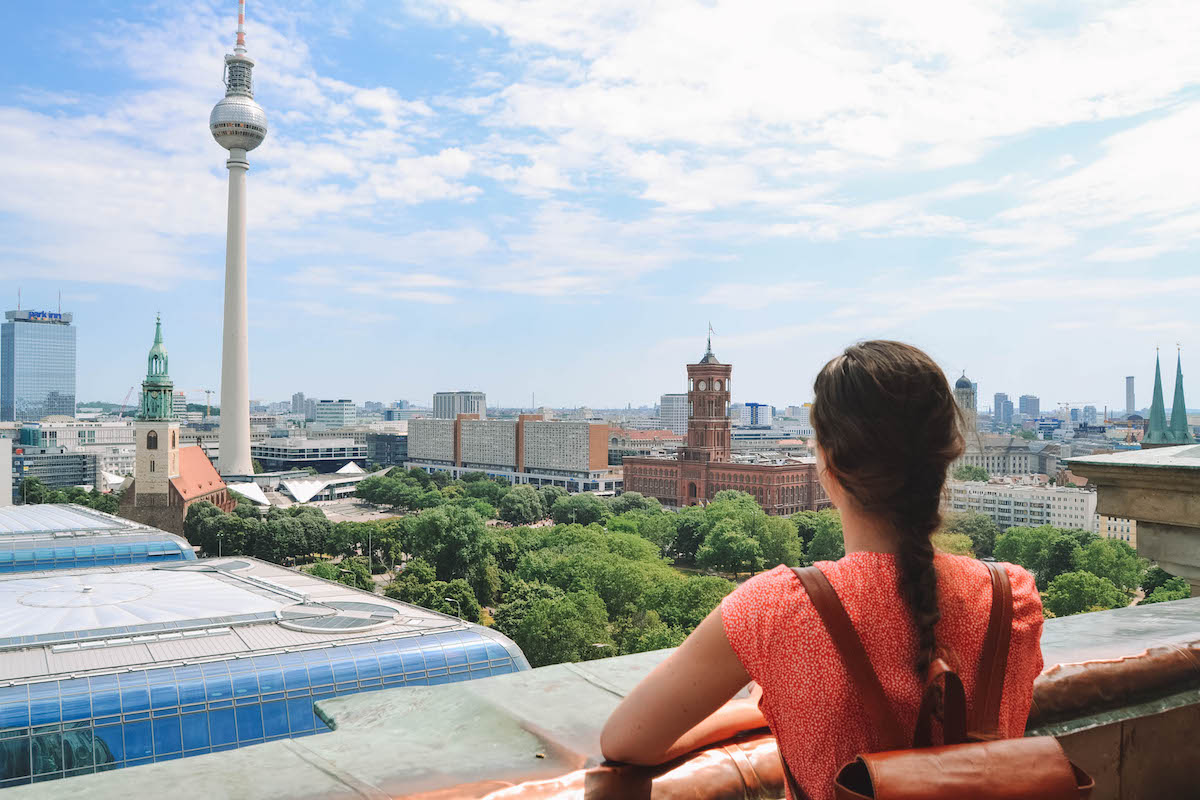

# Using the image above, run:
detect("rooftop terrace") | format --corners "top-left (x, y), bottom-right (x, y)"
top-left (17, 595), bottom-right (1200, 799)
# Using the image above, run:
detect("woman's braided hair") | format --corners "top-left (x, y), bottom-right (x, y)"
top-left (810, 341), bottom-right (965, 677)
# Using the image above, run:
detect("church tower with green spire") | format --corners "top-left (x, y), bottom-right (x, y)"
top-left (1143, 349), bottom-right (1194, 448)
top-left (135, 315), bottom-right (180, 503)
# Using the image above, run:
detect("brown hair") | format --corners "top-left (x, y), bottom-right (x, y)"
top-left (810, 341), bottom-right (965, 676)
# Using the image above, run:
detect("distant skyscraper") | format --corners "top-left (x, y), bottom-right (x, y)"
top-left (314, 399), bottom-right (356, 429)
top-left (173, 393), bottom-right (187, 415)
top-left (954, 373), bottom-right (977, 433)
top-left (291, 392), bottom-right (305, 414)
top-left (433, 391), bottom-right (486, 419)
top-left (740, 402), bottom-right (772, 427)
top-left (211, 0), bottom-right (268, 476)
top-left (659, 393), bottom-right (688, 435)
top-left (1019, 395), bottom-right (1040, 418)
top-left (993, 393), bottom-right (1012, 427)
top-left (1, 309), bottom-right (76, 422)
top-left (1125, 376), bottom-right (1135, 415)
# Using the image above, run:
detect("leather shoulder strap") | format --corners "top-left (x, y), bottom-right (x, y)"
top-left (791, 566), bottom-right (906, 750)
top-left (970, 561), bottom-right (1014, 734)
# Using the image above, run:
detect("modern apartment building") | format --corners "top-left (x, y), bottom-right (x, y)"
top-left (946, 479), bottom-right (1098, 532)
top-left (659, 393), bottom-right (688, 436)
top-left (407, 414), bottom-right (618, 492)
top-left (433, 391), bottom-right (486, 420)
top-left (1098, 515), bottom-right (1137, 547)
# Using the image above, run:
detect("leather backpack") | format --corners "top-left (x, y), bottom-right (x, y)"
top-left (781, 562), bottom-right (1094, 800)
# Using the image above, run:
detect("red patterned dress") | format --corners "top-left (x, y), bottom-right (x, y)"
top-left (721, 552), bottom-right (1044, 800)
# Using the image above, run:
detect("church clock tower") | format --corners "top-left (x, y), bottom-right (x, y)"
top-left (134, 315), bottom-right (180, 505)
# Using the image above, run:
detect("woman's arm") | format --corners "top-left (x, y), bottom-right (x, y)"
top-left (600, 604), bottom-right (766, 765)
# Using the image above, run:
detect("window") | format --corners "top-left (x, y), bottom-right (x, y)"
top-left (150, 460), bottom-right (156, 473)
top-left (147, 430), bottom-right (158, 450)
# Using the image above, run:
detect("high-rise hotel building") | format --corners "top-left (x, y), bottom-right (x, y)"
top-left (1, 310), bottom-right (76, 422)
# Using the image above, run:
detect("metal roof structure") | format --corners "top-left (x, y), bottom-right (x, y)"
top-left (0, 556), bottom-right (529, 787)
top-left (0, 505), bottom-right (196, 573)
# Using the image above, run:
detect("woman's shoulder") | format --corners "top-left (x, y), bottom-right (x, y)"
top-left (933, 554), bottom-right (1042, 618)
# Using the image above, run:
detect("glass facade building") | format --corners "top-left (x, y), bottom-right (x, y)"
top-left (0, 557), bottom-right (529, 787)
top-left (1, 311), bottom-right (76, 422)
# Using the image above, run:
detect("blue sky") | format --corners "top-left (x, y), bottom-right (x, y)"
top-left (2, 1), bottom-right (1199, 412)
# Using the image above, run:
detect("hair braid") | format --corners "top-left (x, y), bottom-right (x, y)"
top-left (894, 526), bottom-right (940, 675)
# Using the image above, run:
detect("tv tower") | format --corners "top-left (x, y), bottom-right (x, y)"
top-left (210, 0), bottom-right (267, 476)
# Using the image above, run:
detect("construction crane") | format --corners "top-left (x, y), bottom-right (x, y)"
top-left (119, 386), bottom-right (136, 418)
top-left (177, 388), bottom-right (216, 419)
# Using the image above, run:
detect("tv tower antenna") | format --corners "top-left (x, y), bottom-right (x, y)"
top-left (210, 0), bottom-right (268, 476)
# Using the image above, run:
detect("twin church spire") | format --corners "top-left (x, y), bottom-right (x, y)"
top-left (1145, 349), bottom-right (1193, 446)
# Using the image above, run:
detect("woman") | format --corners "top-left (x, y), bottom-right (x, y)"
top-left (601, 341), bottom-right (1044, 800)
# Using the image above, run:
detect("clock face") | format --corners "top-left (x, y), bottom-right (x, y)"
top-left (714, 380), bottom-right (722, 390)
top-left (698, 380), bottom-right (707, 391)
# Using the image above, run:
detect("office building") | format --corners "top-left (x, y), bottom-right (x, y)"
top-left (0, 504), bottom-right (194, 573)
top-left (946, 479), bottom-right (1098, 532)
top-left (954, 373), bottom-right (977, 433)
top-left (407, 415), bottom-right (620, 492)
top-left (313, 399), bottom-right (356, 429)
top-left (304, 398), bottom-right (317, 421)
top-left (18, 420), bottom-right (136, 475)
top-left (739, 402), bottom-right (772, 427)
top-left (607, 428), bottom-right (684, 465)
top-left (1019, 395), bottom-right (1040, 418)
top-left (622, 336), bottom-right (830, 515)
top-left (0, 441), bottom-right (9, 507)
top-left (173, 393), bottom-right (187, 416)
top-left (366, 432), bottom-right (408, 467)
top-left (291, 392), bottom-right (305, 414)
top-left (1083, 405), bottom-right (1098, 425)
top-left (433, 391), bottom-right (486, 420)
top-left (659, 393), bottom-right (688, 436)
top-left (0, 556), bottom-right (528, 786)
top-left (1, 309), bottom-right (76, 422)
top-left (993, 393), bottom-right (1012, 428)
top-left (1125, 376), bottom-right (1135, 415)
top-left (11, 446), bottom-right (98, 502)
top-left (251, 438), bottom-right (367, 473)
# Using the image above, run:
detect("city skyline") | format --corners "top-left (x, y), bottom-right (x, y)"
top-left (3, 2), bottom-right (1199, 409)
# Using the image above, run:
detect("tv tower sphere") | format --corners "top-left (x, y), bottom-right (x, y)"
top-left (209, 2), bottom-right (267, 151)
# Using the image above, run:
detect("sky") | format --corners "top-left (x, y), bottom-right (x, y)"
top-left (1, 1), bottom-right (1199, 413)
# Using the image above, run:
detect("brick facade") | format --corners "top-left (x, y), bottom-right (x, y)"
top-left (623, 346), bottom-right (830, 516)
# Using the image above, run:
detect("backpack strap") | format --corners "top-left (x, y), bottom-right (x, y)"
top-left (970, 561), bottom-right (1014, 735)
top-left (791, 566), bottom-right (906, 750)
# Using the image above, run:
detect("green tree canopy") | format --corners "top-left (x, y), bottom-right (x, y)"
top-left (952, 465), bottom-right (989, 482)
top-left (697, 517), bottom-right (764, 578)
top-left (1078, 539), bottom-right (1146, 594)
top-left (499, 485), bottom-right (545, 526)
top-left (994, 525), bottom-right (1082, 590)
top-left (1142, 566), bottom-right (1177, 595)
top-left (608, 491), bottom-right (660, 515)
top-left (931, 532), bottom-right (974, 557)
top-left (550, 493), bottom-right (610, 526)
top-left (938, 511), bottom-right (999, 558)
top-left (1043, 571), bottom-right (1127, 617)
top-left (503, 588), bottom-right (613, 667)
top-left (1141, 577), bottom-right (1192, 605)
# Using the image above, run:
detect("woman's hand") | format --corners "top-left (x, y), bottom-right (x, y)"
top-left (600, 605), bottom-right (762, 766)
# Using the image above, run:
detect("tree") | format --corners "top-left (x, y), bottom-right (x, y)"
top-left (499, 485), bottom-right (545, 525)
top-left (932, 532), bottom-right (974, 557)
top-left (608, 492), bottom-right (659, 515)
top-left (1043, 571), bottom-right (1127, 617)
top-left (1078, 539), bottom-right (1145, 594)
top-left (252, 459), bottom-right (264, 474)
top-left (697, 518), bottom-right (764, 578)
top-left (952, 465), bottom-right (989, 482)
top-left (939, 512), bottom-right (999, 558)
top-left (19, 477), bottom-right (50, 505)
top-left (1142, 566), bottom-right (1177, 595)
top-left (994, 526), bottom-right (1081, 590)
top-left (504, 589), bottom-right (613, 667)
top-left (672, 506), bottom-right (708, 562)
top-left (806, 512), bottom-right (846, 563)
top-left (550, 493), bottom-right (610, 526)
top-left (1017, 429), bottom-right (1038, 441)
top-left (464, 478), bottom-right (508, 506)
top-left (756, 516), bottom-right (805, 567)
top-left (407, 506), bottom-right (489, 581)
top-left (539, 486), bottom-right (567, 514)
top-left (1142, 577), bottom-right (1191, 605)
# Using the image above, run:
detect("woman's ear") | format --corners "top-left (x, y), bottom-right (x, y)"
top-left (815, 443), bottom-right (842, 508)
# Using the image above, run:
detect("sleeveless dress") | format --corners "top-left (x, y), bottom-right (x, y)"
top-left (720, 552), bottom-right (1043, 800)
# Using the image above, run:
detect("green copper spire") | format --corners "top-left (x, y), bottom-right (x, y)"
top-left (140, 315), bottom-right (175, 420)
top-left (1169, 351), bottom-right (1194, 443)
top-left (1145, 350), bottom-right (1170, 445)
